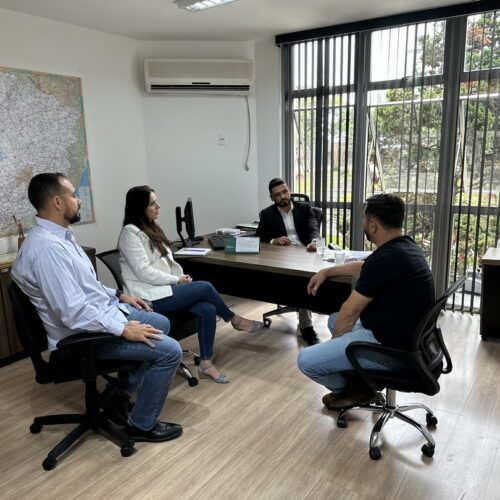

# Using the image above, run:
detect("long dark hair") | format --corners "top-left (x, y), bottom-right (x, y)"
top-left (123, 185), bottom-right (170, 257)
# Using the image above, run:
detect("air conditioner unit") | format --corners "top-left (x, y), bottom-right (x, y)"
top-left (144, 58), bottom-right (252, 95)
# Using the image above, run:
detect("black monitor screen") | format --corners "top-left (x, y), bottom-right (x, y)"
top-left (175, 197), bottom-right (202, 246)
top-left (184, 198), bottom-right (195, 241)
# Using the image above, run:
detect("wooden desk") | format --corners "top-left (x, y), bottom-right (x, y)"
top-left (178, 243), bottom-right (353, 315)
top-left (480, 247), bottom-right (500, 340)
top-left (0, 246), bottom-right (96, 363)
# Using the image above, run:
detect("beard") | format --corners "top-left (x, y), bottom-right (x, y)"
top-left (68, 211), bottom-right (81, 224)
top-left (276, 198), bottom-right (290, 208)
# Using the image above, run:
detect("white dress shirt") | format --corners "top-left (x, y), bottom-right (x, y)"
top-left (12, 217), bottom-right (128, 351)
top-left (118, 224), bottom-right (184, 301)
top-left (277, 202), bottom-right (302, 246)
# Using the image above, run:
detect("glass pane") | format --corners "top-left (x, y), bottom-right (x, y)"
top-left (465, 11), bottom-right (500, 71)
top-left (371, 21), bottom-right (445, 82)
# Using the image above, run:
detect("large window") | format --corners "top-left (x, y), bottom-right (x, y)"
top-left (281, 7), bottom-right (500, 312)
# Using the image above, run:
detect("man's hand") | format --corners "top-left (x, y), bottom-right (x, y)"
top-left (272, 236), bottom-right (292, 246)
top-left (306, 241), bottom-right (317, 252)
top-left (122, 320), bottom-right (163, 348)
top-left (307, 269), bottom-right (327, 296)
top-left (120, 293), bottom-right (152, 311)
top-left (178, 274), bottom-right (192, 284)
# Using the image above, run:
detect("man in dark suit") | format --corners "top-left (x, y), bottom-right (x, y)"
top-left (256, 178), bottom-right (321, 345)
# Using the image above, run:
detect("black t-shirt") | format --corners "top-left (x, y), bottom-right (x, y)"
top-left (355, 235), bottom-right (435, 350)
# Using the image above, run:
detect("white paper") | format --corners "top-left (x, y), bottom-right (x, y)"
top-left (174, 247), bottom-right (211, 257)
top-left (235, 237), bottom-right (260, 253)
top-left (323, 250), bottom-right (372, 262)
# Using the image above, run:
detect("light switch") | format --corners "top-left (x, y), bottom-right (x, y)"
top-left (218, 134), bottom-right (226, 146)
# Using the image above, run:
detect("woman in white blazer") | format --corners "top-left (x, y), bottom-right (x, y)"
top-left (118, 186), bottom-right (263, 384)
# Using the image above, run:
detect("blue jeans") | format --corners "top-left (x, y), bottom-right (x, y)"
top-left (95, 305), bottom-right (182, 430)
top-left (297, 312), bottom-right (402, 393)
top-left (152, 281), bottom-right (234, 360)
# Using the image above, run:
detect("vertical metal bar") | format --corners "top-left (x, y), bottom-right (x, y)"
top-left (329, 37), bottom-right (336, 243)
top-left (432, 15), bottom-right (467, 297)
top-left (282, 44), bottom-right (293, 186)
top-left (351, 31), bottom-right (371, 250)
top-left (314, 40), bottom-right (324, 205)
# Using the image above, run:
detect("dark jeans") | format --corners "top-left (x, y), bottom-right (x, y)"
top-left (152, 280), bottom-right (234, 360)
top-left (95, 305), bottom-right (182, 430)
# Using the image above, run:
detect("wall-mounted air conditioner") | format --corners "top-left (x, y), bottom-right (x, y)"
top-left (144, 58), bottom-right (252, 95)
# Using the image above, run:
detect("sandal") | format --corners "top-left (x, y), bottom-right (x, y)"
top-left (198, 364), bottom-right (229, 384)
top-left (231, 317), bottom-right (264, 333)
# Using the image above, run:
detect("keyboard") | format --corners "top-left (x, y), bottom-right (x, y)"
top-left (207, 234), bottom-right (226, 250)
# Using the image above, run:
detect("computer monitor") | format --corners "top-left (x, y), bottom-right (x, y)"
top-left (175, 197), bottom-right (204, 247)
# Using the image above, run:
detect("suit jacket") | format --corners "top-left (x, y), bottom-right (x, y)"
top-left (117, 224), bottom-right (184, 301)
top-left (256, 202), bottom-right (320, 246)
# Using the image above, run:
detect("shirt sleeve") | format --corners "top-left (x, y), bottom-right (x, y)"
top-left (33, 245), bottom-right (127, 335)
top-left (118, 227), bottom-right (180, 285)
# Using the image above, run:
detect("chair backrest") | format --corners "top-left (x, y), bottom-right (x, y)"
top-left (290, 193), bottom-right (310, 202)
top-left (96, 249), bottom-right (124, 289)
top-left (8, 281), bottom-right (54, 383)
top-left (346, 277), bottom-right (465, 395)
top-left (413, 276), bottom-right (466, 373)
top-left (311, 206), bottom-right (323, 227)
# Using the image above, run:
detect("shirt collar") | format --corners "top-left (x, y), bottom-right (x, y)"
top-left (35, 216), bottom-right (75, 242)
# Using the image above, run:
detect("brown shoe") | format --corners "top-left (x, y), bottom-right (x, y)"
top-left (322, 389), bottom-right (377, 410)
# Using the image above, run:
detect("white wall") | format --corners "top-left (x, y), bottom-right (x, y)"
top-left (0, 9), bottom-right (284, 255)
top-left (0, 8), bottom-right (150, 254)
top-left (255, 37), bottom-right (282, 211)
top-left (134, 41), bottom-right (260, 239)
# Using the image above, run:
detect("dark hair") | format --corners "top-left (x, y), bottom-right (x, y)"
top-left (28, 172), bottom-right (67, 210)
top-left (268, 178), bottom-right (286, 194)
top-left (365, 193), bottom-right (405, 229)
top-left (123, 185), bottom-right (170, 257)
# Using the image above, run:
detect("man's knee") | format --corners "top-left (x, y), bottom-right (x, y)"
top-left (156, 336), bottom-right (182, 363)
top-left (297, 347), bottom-right (314, 376)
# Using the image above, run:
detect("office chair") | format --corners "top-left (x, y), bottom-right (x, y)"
top-left (336, 277), bottom-right (466, 460)
top-left (96, 249), bottom-right (201, 386)
top-left (261, 195), bottom-right (323, 327)
top-left (8, 281), bottom-right (138, 470)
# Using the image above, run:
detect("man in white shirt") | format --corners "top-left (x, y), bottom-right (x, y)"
top-left (12, 173), bottom-right (183, 443)
top-left (256, 178), bottom-right (321, 345)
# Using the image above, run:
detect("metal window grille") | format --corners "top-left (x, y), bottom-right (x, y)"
top-left (282, 9), bottom-right (500, 313)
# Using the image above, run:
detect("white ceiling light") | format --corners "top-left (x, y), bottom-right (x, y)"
top-left (174, 0), bottom-right (240, 13)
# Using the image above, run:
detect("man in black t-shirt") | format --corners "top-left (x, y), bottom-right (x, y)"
top-left (297, 193), bottom-right (434, 409)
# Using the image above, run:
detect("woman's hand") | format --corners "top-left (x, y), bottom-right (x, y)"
top-left (178, 274), bottom-right (193, 284)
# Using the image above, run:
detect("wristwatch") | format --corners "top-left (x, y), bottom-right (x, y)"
top-left (115, 289), bottom-right (123, 299)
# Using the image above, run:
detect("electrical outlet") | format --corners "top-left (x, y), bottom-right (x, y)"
top-left (218, 134), bottom-right (226, 146)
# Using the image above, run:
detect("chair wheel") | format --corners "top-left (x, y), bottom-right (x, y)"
top-left (336, 417), bottom-right (347, 428)
top-left (426, 413), bottom-right (438, 427)
top-left (194, 356), bottom-right (201, 366)
top-left (421, 443), bottom-right (435, 457)
top-left (121, 444), bottom-right (135, 457)
top-left (263, 318), bottom-right (272, 327)
top-left (42, 457), bottom-right (57, 470)
top-left (188, 376), bottom-right (199, 387)
top-left (369, 447), bottom-right (382, 460)
top-left (30, 423), bottom-right (42, 434)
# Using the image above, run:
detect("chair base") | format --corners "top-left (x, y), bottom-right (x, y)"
top-left (176, 349), bottom-right (201, 387)
top-left (30, 412), bottom-right (136, 470)
top-left (262, 305), bottom-right (297, 326)
top-left (336, 389), bottom-right (437, 460)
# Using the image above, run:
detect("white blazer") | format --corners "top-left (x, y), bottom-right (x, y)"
top-left (117, 224), bottom-right (184, 301)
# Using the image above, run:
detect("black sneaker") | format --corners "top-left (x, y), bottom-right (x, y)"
top-left (300, 327), bottom-right (320, 346)
top-left (98, 384), bottom-right (132, 426)
top-left (125, 421), bottom-right (183, 443)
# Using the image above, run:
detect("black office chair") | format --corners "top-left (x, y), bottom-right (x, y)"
top-left (261, 194), bottom-right (323, 326)
top-left (8, 281), bottom-right (138, 470)
top-left (96, 249), bottom-right (201, 386)
top-left (336, 277), bottom-right (466, 460)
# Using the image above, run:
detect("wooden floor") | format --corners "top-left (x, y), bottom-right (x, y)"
top-left (1, 297), bottom-right (500, 500)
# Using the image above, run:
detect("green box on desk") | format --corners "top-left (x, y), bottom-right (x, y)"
top-left (224, 235), bottom-right (260, 254)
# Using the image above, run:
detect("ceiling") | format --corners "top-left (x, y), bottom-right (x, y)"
top-left (0, 0), bottom-right (470, 42)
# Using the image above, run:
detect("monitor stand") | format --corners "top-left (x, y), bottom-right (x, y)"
top-left (178, 232), bottom-right (201, 248)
